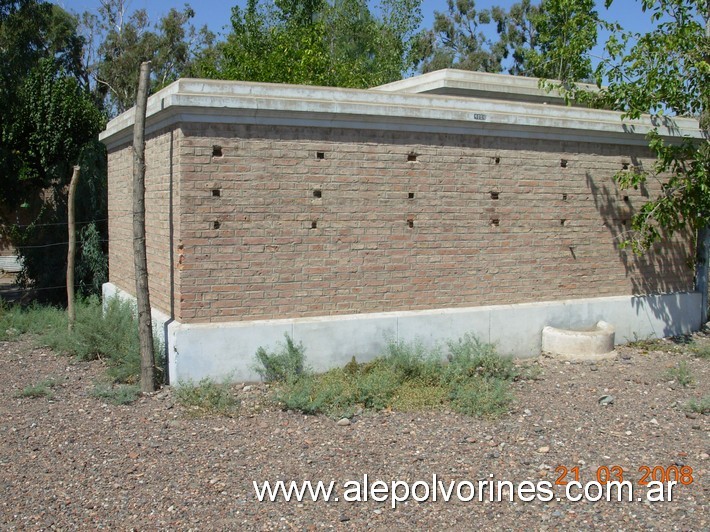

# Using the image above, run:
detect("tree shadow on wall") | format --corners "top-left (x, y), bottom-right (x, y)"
top-left (585, 168), bottom-right (696, 337)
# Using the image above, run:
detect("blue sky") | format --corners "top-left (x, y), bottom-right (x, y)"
top-left (60, 0), bottom-right (656, 70)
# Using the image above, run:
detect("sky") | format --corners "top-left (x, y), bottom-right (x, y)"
top-left (60, 0), bottom-right (658, 72)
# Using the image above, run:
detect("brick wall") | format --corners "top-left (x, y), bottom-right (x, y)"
top-left (159, 123), bottom-right (693, 323)
top-left (108, 127), bottom-right (181, 316)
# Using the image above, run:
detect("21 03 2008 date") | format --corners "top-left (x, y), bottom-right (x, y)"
top-left (555, 465), bottom-right (695, 486)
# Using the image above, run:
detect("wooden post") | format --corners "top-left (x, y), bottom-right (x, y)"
top-left (67, 165), bottom-right (80, 332)
top-left (132, 61), bottom-right (156, 393)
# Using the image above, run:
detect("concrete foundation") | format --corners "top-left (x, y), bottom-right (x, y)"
top-left (103, 283), bottom-right (701, 383)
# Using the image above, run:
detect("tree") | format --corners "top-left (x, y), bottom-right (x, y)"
top-left (584, 0), bottom-right (709, 252)
top-left (1, 1), bottom-right (107, 302)
top-left (416, 0), bottom-right (505, 73)
top-left (6, 58), bottom-right (106, 301)
top-left (198, 0), bottom-right (423, 88)
top-left (491, 0), bottom-right (540, 76)
top-left (524, 0), bottom-right (598, 82)
top-left (82, 0), bottom-right (214, 116)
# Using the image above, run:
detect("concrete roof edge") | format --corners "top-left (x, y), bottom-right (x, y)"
top-left (99, 76), bottom-right (704, 147)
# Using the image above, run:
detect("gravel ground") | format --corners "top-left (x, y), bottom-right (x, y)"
top-left (0, 334), bottom-right (708, 530)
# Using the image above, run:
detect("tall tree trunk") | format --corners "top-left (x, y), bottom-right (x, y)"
top-left (66, 165), bottom-right (80, 332)
top-left (132, 61), bottom-right (156, 393)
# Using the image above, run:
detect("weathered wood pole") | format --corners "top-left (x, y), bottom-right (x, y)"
top-left (132, 61), bottom-right (156, 393)
top-left (67, 165), bottom-right (80, 332)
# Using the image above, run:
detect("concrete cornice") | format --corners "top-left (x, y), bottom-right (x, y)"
top-left (373, 68), bottom-right (600, 106)
top-left (100, 75), bottom-right (704, 150)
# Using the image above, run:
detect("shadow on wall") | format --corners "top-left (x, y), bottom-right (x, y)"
top-left (585, 167), bottom-right (697, 337)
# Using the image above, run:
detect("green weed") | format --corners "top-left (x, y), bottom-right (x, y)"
top-left (686, 395), bottom-right (710, 415)
top-left (15, 379), bottom-right (56, 399)
top-left (91, 383), bottom-right (141, 405)
top-left (174, 378), bottom-right (240, 417)
top-left (254, 334), bottom-right (307, 382)
top-left (0, 296), bottom-right (164, 386)
top-left (664, 360), bottom-right (694, 387)
top-left (263, 334), bottom-right (516, 419)
top-left (689, 342), bottom-right (710, 359)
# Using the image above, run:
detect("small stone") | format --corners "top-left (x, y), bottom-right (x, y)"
top-left (598, 395), bottom-right (615, 406)
top-left (537, 446), bottom-right (550, 454)
top-left (337, 418), bottom-right (351, 426)
top-left (340, 515), bottom-right (350, 522)
top-left (242, 385), bottom-right (252, 392)
top-left (699, 453), bottom-right (709, 460)
top-left (650, 418), bottom-right (658, 425)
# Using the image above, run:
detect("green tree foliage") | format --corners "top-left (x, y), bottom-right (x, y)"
top-left (82, 0), bottom-right (214, 115)
top-left (198, 0), bottom-right (422, 88)
top-left (524, 0), bottom-right (598, 81)
top-left (416, 0), bottom-right (505, 73)
top-left (6, 59), bottom-right (106, 301)
top-left (491, 0), bottom-right (539, 75)
top-left (417, 0), bottom-right (597, 81)
top-left (587, 0), bottom-right (709, 252)
top-left (1, 1), bottom-right (107, 302)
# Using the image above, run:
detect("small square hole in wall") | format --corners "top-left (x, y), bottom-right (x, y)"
top-left (407, 153), bottom-right (417, 162)
top-left (316, 151), bottom-right (325, 160)
top-left (213, 220), bottom-right (221, 230)
top-left (490, 191), bottom-right (499, 200)
top-left (407, 218), bottom-right (414, 228)
top-left (313, 189), bottom-right (322, 198)
top-left (622, 162), bottom-right (629, 170)
top-left (408, 192), bottom-right (415, 199)
top-left (311, 220), bottom-right (318, 229)
top-left (494, 156), bottom-right (500, 164)
top-left (560, 219), bottom-right (566, 226)
top-left (562, 193), bottom-right (568, 200)
top-left (490, 218), bottom-right (500, 227)
top-left (212, 145), bottom-right (223, 157)
top-left (623, 195), bottom-right (630, 202)
top-left (212, 189), bottom-right (221, 197)
top-left (561, 159), bottom-right (568, 168)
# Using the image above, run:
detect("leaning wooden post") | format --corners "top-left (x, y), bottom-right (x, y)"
top-left (133, 61), bottom-right (156, 393)
top-left (67, 165), bottom-right (80, 332)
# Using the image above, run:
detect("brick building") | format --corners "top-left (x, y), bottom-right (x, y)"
top-left (100, 69), bottom-right (704, 383)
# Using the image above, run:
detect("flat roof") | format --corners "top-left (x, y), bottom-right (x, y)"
top-left (100, 70), bottom-right (704, 149)
top-left (373, 69), bottom-right (598, 106)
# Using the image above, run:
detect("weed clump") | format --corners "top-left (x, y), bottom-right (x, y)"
top-left (175, 378), bottom-right (240, 417)
top-left (91, 383), bottom-right (141, 405)
top-left (255, 333), bottom-right (520, 419)
top-left (0, 296), bottom-right (163, 386)
top-left (686, 395), bottom-right (710, 415)
top-left (15, 379), bottom-right (56, 399)
top-left (254, 334), bottom-right (307, 383)
top-left (664, 360), bottom-right (694, 387)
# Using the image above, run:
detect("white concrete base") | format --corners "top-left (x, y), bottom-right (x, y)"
top-left (542, 321), bottom-right (616, 361)
top-left (102, 283), bottom-right (702, 384)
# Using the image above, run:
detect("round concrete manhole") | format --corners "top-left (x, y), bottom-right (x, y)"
top-left (541, 321), bottom-right (616, 361)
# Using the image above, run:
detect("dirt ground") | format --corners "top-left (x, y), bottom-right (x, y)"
top-left (0, 333), bottom-right (708, 530)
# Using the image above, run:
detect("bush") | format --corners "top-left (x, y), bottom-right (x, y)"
top-left (175, 378), bottom-right (240, 417)
top-left (254, 334), bottom-right (307, 382)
